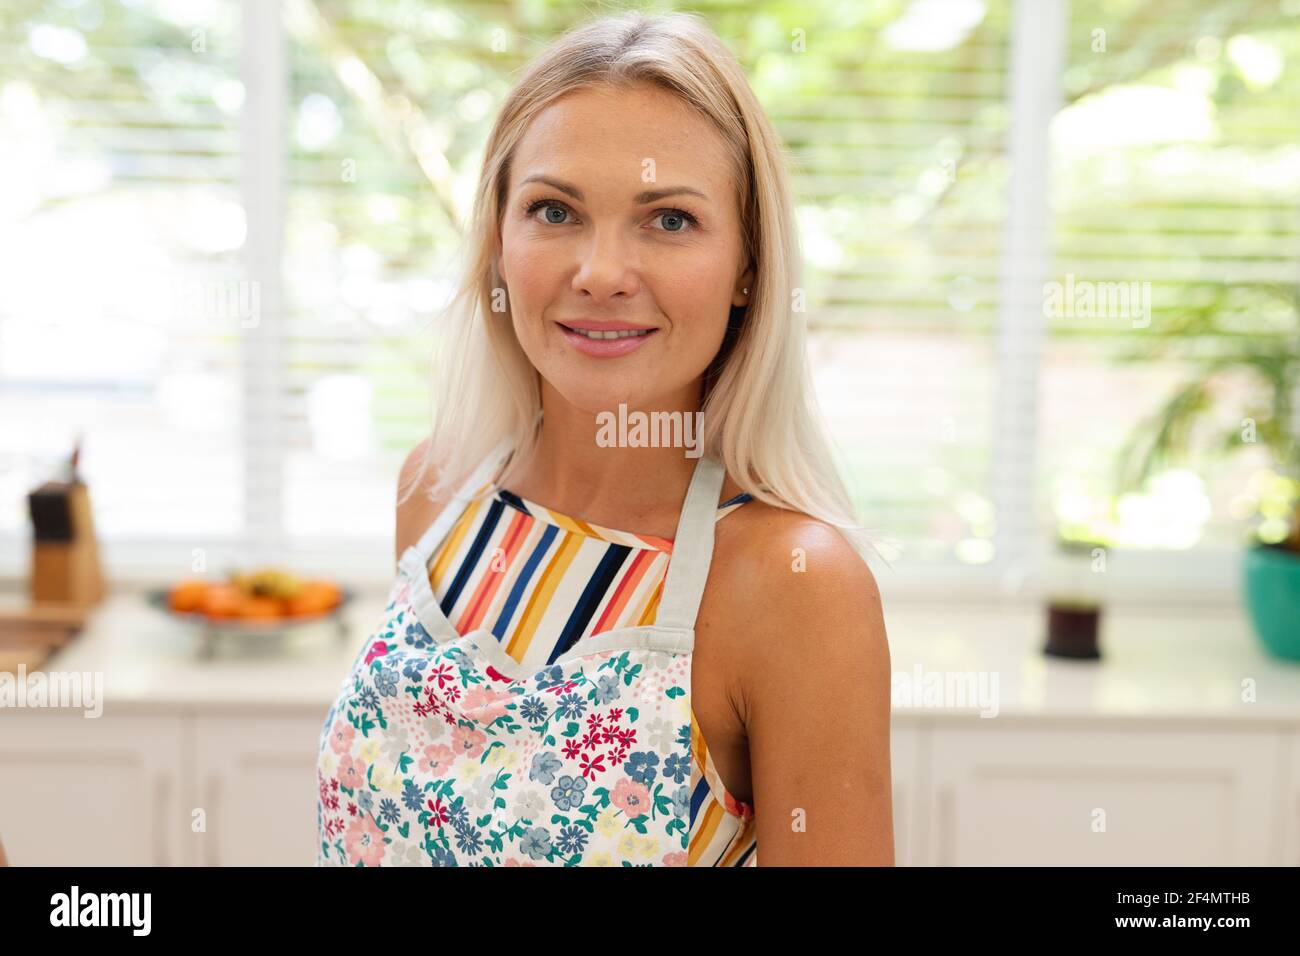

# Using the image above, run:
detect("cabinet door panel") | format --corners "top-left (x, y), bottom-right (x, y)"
top-left (193, 715), bottom-right (324, 866)
top-left (0, 714), bottom-right (184, 866)
top-left (926, 726), bottom-right (1280, 866)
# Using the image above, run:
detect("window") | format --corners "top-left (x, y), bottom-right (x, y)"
top-left (2, 0), bottom-right (1294, 595)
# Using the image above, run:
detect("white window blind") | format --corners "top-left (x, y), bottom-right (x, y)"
top-left (0, 0), bottom-right (245, 578)
top-left (1042, 0), bottom-right (1300, 557)
top-left (1, 0), bottom-right (1292, 598)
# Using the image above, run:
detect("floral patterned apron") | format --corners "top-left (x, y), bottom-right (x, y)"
top-left (316, 437), bottom-right (726, 866)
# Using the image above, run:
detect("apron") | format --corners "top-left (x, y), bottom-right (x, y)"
top-left (316, 437), bottom-right (726, 866)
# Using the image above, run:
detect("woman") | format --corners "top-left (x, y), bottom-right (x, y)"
top-left (316, 10), bottom-right (892, 867)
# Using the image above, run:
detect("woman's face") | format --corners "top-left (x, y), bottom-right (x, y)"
top-left (498, 81), bottom-right (752, 414)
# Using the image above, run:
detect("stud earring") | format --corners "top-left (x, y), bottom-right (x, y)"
top-left (742, 287), bottom-right (749, 295)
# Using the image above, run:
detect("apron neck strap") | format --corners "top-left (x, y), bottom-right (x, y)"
top-left (655, 453), bottom-right (726, 633)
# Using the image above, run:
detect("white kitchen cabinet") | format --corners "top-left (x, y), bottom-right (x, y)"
top-left (890, 722), bottom-right (921, 866)
top-left (923, 723), bottom-right (1284, 866)
top-left (190, 714), bottom-right (326, 866)
top-left (6, 594), bottom-right (1298, 866)
top-left (1283, 731), bottom-right (1300, 867)
top-left (0, 713), bottom-right (186, 866)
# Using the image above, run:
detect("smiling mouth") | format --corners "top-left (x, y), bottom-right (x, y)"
top-left (557, 323), bottom-right (656, 340)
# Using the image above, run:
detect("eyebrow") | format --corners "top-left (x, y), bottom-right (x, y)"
top-left (517, 174), bottom-right (709, 205)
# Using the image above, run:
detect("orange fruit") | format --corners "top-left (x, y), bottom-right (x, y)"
top-left (201, 584), bottom-right (246, 619)
top-left (285, 580), bottom-right (341, 617)
top-left (169, 579), bottom-right (208, 613)
top-left (240, 596), bottom-right (284, 620)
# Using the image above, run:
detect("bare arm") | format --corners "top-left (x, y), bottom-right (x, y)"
top-left (394, 437), bottom-right (444, 568)
top-left (735, 517), bottom-right (894, 866)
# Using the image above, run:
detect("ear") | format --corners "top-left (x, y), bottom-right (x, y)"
top-left (732, 261), bottom-right (756, 307)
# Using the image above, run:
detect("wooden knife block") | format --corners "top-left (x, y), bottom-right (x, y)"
top-left (28, 480), bottom-right (105, 608)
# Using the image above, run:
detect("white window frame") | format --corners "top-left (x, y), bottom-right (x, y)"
top-left (2, 0), bottom-right (1248, 605)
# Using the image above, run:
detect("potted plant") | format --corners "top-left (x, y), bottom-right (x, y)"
top-left (1113, 281), bottom-right (1300, 660)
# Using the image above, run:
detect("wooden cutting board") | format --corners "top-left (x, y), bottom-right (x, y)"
top-left (0, 604), bottom-right (85, 674)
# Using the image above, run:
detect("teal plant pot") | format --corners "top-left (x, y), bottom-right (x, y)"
top-left (1243, 543), bottom-right (1300, 662)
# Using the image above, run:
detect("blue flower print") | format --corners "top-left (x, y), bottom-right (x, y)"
top-left (594, 673), bottom-right (621, 705)
top-left (402, 657), bottom-right (429, 681)
top-left (447, 800), bottom-right (470, 831)
top-left (358, 687), bottom-right (379, 710)
top-left (529, 751), bottom-right (563, 786)
top-left (455, 825), bottom-right (484, 856)
top-left (625, 751), bottom-right (659, 786)
top-left (520, 696), bottom-right (548, 723)
top-left (431, 845), bottom-right (458, 867)
top-left (672, 785), bottom-right (690, 819)
top-left (550, 774), bottom-right (587, 811)
top-left (520, 826), bottom-right (552, 860)
top-left (557, 825), bottom-right (589, 855)
top-left (379, 798), bottom-right (401, 825)
top-left (404, 620), bottom-right (433, 650)
top-left (402, 780), bottom-right (422, 812)
top-left (663, 751), bottom-right (690, 785)
top-left (357, 790), bottom-right (373, 813)
top-left (555, 692), bottom-right (587, 720)
top-left (375, 665), bottom-right (400, 697)
top-left (534, 664), bottom-right (565, 690)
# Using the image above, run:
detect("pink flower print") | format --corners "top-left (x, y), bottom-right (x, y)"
top-left (610, 778), bottom-right (652, 818)
top-left (463, 687), bottom-right (513, 722)
top-left (504, 858), bottom-right (536, 867)
top-left (329, 720), bottom-right (356, 756)
top-left (344, 815), bottom-right (386, 866)
top-left (578, 751), bottom-right (608, 780)
top-left (662, 851), bottom-right (688, 866)
top-left (427, 797), bottom-right (451, 828)
top-left (336, 754), bottom-right (366, 791)
top-left (418, 744), bottom-right (455, 775)
top-left (364, 641), bottom-right (390, 665)
top-left (426, 662), bottom-right (456, 689)
top-left (450, 724), bottom-right (487, 759)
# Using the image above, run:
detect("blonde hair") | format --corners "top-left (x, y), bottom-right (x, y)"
top-left (407, 10), bottom-right (884, 566)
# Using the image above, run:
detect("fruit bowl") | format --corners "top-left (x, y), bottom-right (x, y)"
top-left (146, 570), bottom-right (354, 657)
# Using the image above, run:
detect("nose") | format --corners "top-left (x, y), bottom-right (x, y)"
top-left (571, 223), bottom-right (640, 301)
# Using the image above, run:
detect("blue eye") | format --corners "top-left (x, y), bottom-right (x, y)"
top-left (657, 211), bottom-right (686, 231)
top-left (526, 200), bottom-right (572, 225)
top-left (653, 209), bottom-right (699, 233)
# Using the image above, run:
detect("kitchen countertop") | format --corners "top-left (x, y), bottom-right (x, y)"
top-left (5, 588), bottom-right (1300, 725)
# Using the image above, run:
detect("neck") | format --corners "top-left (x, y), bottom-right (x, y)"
top-left (502, 382), bottom-right (708, 537)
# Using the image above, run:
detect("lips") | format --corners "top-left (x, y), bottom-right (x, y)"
top-left (555, 320), bottom-right (658, 357)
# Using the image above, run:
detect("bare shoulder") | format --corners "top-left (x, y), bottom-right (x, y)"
top-left (712, 498), bottom-right (885, 642)
top-left (394, 436), bottom-right (447, 565)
